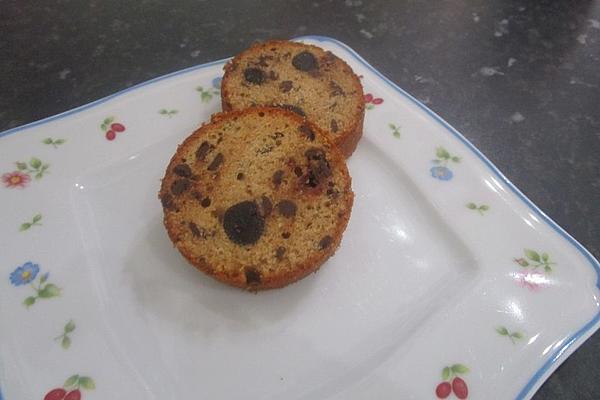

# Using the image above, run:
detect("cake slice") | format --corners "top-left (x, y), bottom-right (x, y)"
top-left (159, 107), bottom-right (353, 290)
top-left (221, 40), bottom-right (365, 158)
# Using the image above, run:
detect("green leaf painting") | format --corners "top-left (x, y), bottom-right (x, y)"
top-left (20, 213), bottom-right (42, 231)
top-left (159, 108), bottom-right (179, 118)
top-left (388, 123), bottom-right (401, 138)
top-left (496, 326), bottom-right (524, 344)
top-left (196, 86), bottom-right (219, 103)
top-left (439, 363), bottom-right (469, 380)
top-left (514, 249), bottom-right (556, 273)
top-left (64, 375), bottom-right (79, 388)
top-left (100, 116), bottom-right (115, 132)
top-left (55, 320), bottom-right (76, 349)
top-left (442, 366), bottom-right (450, 380)
top-left (450, 364), bottom-right (469, 374)
top-left (466, 203), bottom-right (490, 215)
top-left (62, 374), bottom-right (96, 391)
top-left (14, 158), bottom-right (50, 179)
top-left (42, 137), bottom-right (66, 148)
top-left (79, 377), bottom-right (96, 390)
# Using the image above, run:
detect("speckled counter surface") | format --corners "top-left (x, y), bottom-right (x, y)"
top-left (1, 0), bottom-right (599, 398)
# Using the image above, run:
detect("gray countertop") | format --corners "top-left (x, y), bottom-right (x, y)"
top-left (1, 0), bottom-right (599, 398)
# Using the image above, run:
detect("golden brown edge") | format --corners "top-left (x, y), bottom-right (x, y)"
top-left (158, 106), bottom-right (354, 291)
top-left (220, 39), bottom-right (365, 159)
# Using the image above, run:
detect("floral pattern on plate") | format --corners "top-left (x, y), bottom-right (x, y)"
top-left (466, 202), bottom-right (489, 215)
top-left (54, 320), bottom-right (76, 350)
top-left (2, 157), bottom-right (50, 188)
top-left (512, 249), bottom-right (556, 291)
top-left (2, 170), bottom-right (31, 189)
top-left (42, 138), bottom-right (67, 148)
top-left (431, 147), bottom-right (460, 181)
top-left (496, 326), bottom-right (524, 344)
top-left (364, 93), bottom-right (383, 110)
top-left (435, 364), bottom-right (470, 399)
top-left (43, 374), bottom-right (95, 400)
top-left (10, 262), bottom-right (61, 307)
top-left (101, 116), bottom-right (126, 141)
top-left (388, 123), bottom-right (401, 138)
top-left (20, 213), bottom-right (43, 231)
top-left (158, 109), bottom-right (178, 118)
top-left (196, 78), bottom-right (220, 103)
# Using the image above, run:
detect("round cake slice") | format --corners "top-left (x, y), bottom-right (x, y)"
top-left (221, 40), bottom-right (365, 158)
top-left (159, 107), bottom-right (353, 290)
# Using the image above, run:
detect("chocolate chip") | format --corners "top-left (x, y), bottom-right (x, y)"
top-left (277, 200), bottom-right (297, 217)
top-left (279, 80), bottom-right (293, 93)
top-left (282, 232), bottom-right (291, 239)
top-left (244, 266), bottom-right (262, 285)
top-left (304, 148), bottom-right (331, 188)
top-left (223, 201), bottom-right (265, 245)
top-left (201, 197), bottom-right (211, 207)
top-left (317, 160), bottom-right (331, 177)
top-left (171, 179), bottom-right (190, 195)
top-left (207, 153), bottom-right (224, 171)
top-left (330, 119), bottom-right (339, 133)
top-left (272, 170), bottom-right (284, 186)
top-left (292, 51), bottom-right (318, 71)
top-left (277, 104), bottom-right (305, 116)
top-left (306, 172), bottom-right (319, 188)
top-left (319, 235), bottom-right (333, 250)
top-left (244, 67), bottom-right (265, 85)
top-left (258, 195), bottom-right (273, 217)
top-left (294, 166), bottom-right (303, 177)
top-left (236, 172), bottom-right (245, 180)
top-left (173, 163), bottom-right (192, 177)
top-left (161, 193), bottom-right (175, 210)
top-left (192, 190), bottom-right (203, 202)
top-left (305, 147), bottom-right (326, 160)
top-left (305, 149), bottom-right (331, 177)
top-left (317, 159), bottom-right (332, 177)
top-left (299, 124), bottom-right (315, 141)
top-left (196, 141), bottom-right (212, 161)
top-left (275, 246), bottom-right (286, 260)
top-left (188, 222), bottom-right (204, 238)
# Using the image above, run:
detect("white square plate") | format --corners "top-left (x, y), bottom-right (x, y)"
top-left (1, 36), bottom-right (598, 400)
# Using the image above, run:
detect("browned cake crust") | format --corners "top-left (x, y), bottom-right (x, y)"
top-left (159, 107), bottom-right (354, 290)
top-left (221, 40), bottom-right (365, 158)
